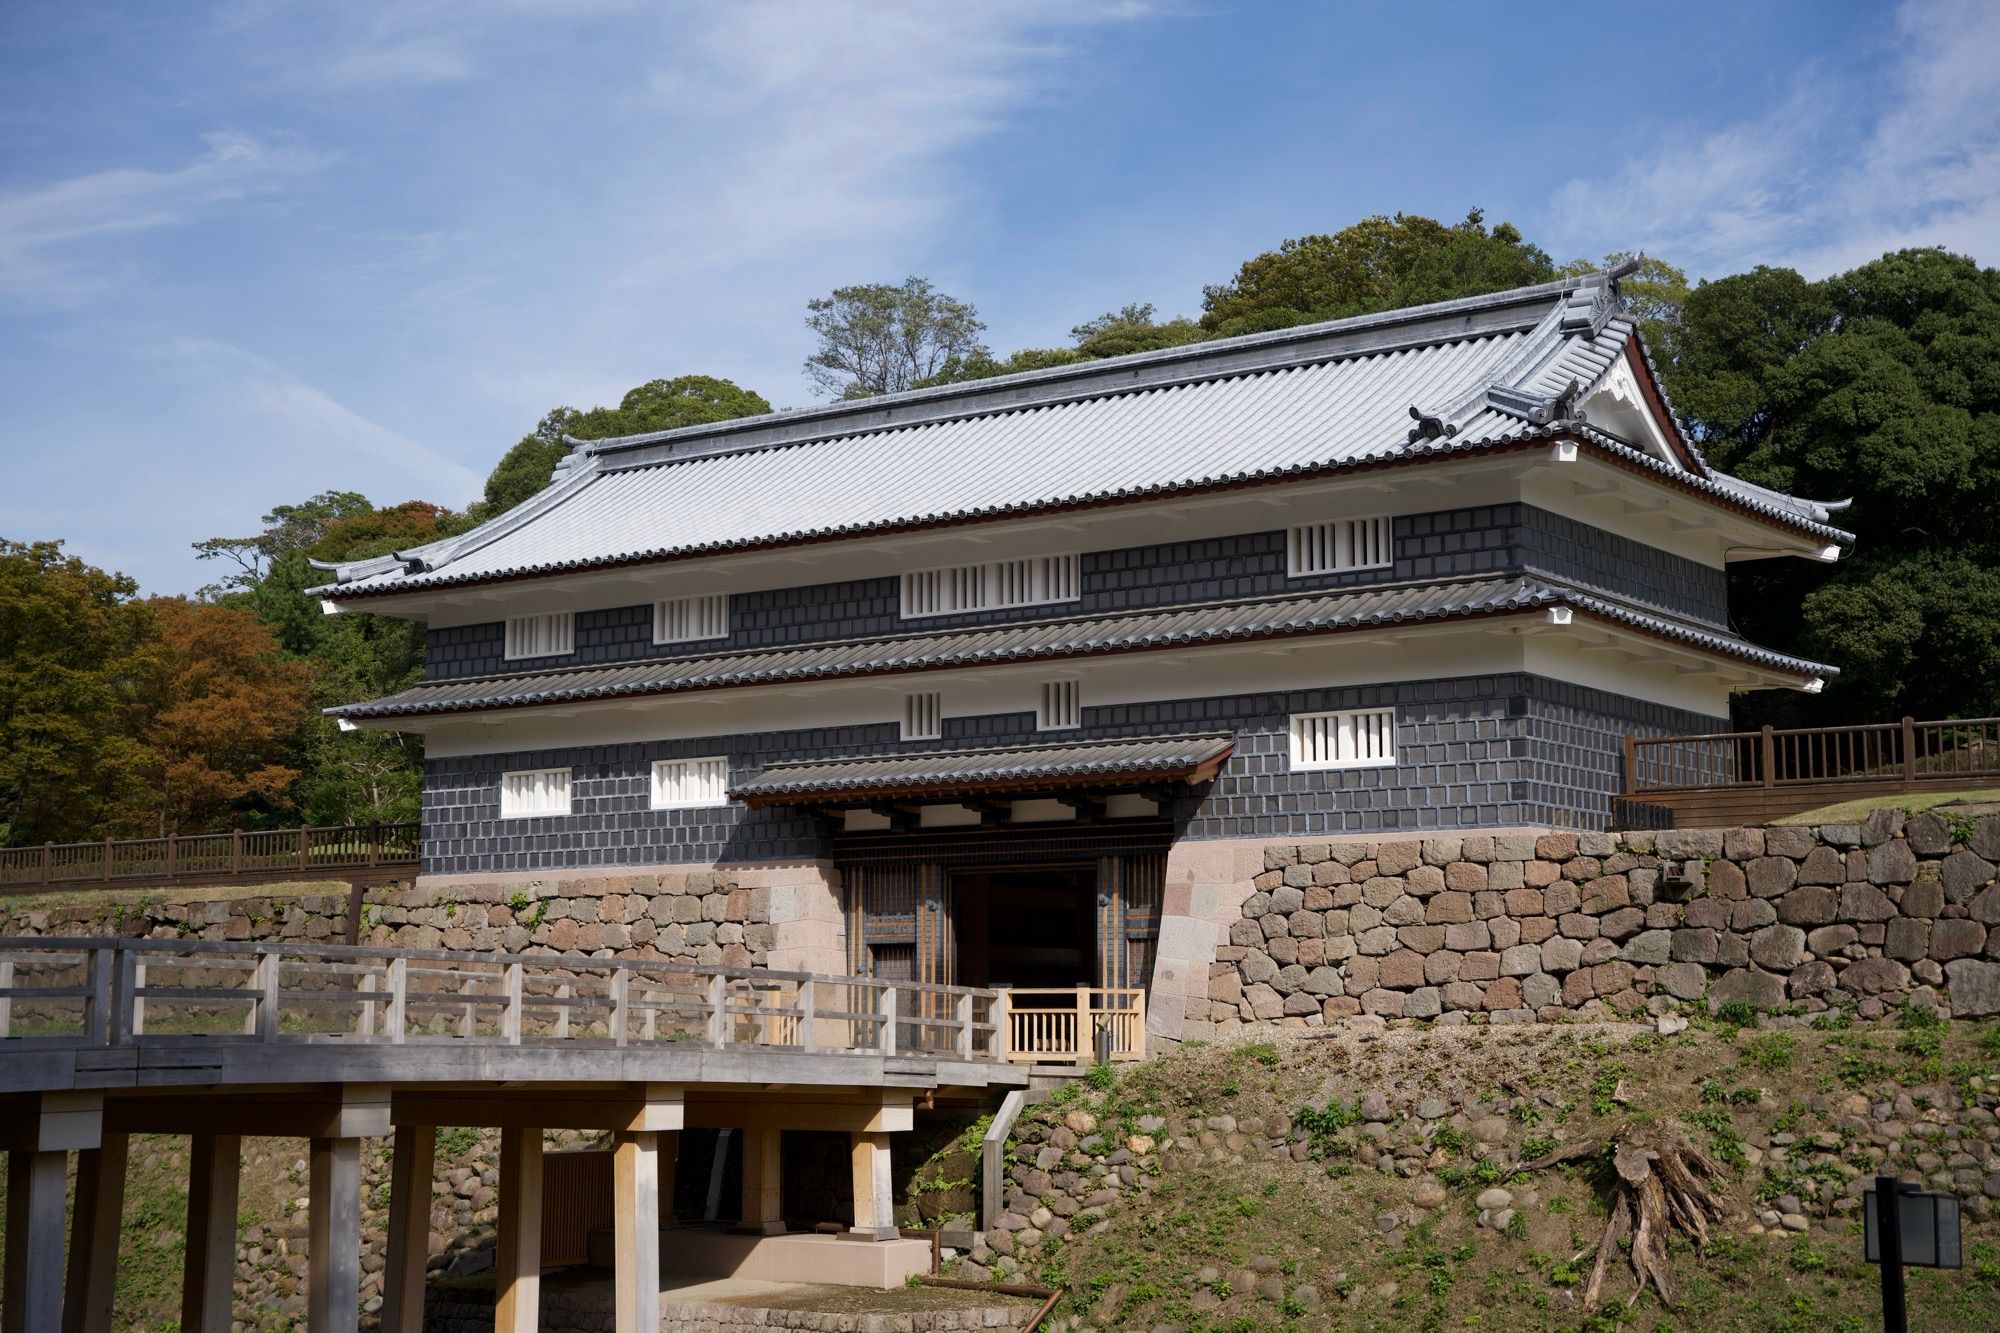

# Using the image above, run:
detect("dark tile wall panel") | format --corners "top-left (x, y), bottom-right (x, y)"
top-left (424, 505), bottom-right (1524, 680)
top-left (419, 674), bottom-right (1725, 874)
top-left (1519, 507), bottom-right (1729, 628)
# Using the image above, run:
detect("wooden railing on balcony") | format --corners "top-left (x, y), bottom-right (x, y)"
top-left (0, 822), bottom-right (420, 895)
top-left (1622, 716), bottom-right (2000, 826)
top-left (1003, 987), bottom-right (1146, 1064)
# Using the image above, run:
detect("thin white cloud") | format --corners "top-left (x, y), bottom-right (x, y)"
top-left (159, 337), bottom-right (484, 504)
top-left (0, 131), bottom-right (322, 308)
top-left (1549, 0), bottom-right (2000, 277)
top-left (322, 34), bottom-right (474, 88)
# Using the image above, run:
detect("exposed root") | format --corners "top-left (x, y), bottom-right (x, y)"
top-left (1525, 1124), bottom-right (1728, 1309)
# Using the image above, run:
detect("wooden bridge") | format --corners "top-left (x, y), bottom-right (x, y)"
top-left (1621, 715), bottom-right (2000, 826)
top-left (0, 821), bottom-right (421, 897)
top-left (0, 937), bottom-right (1030, 1333)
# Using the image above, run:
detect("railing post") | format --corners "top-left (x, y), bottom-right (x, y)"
top-left (706, 974), bottom-right (726, 1048)
top-left (1075, 987), bottom-right (1091, 1064)
top-left (990, 990), bottom-right (1010, 1062)
top-left (554, 983), bottom-right (572, 1040)
top-left (111, 952), bottom-right (140, 1044)
top-left (0, 958), bottom-right (12, 1038)
top-left (878, 985), bottom-right (898, 1056)
top-left (103, 836), bottom-right (114, 881)
top-left (254, 951), bottom-right (279, 1041)
top-left (41, 842), bottom-right (52, 885)
top-left (1622, 734), bottom-right (1637, 795)
top-left (611, 966), bottom-right (631, 1047)
top-left (297, 826), bottom-right (309, 872)
top-left (387, 956), bottom-right (407, 1043)
top-left (1902, 716), bottom-right (1918, 784)
top-left (231, 830), bottom-right (242, 875)
top-left (167, 832), bottom-right (177, 880)
top-left (955, 990), bottom-right (973, 1060)
top-left (797, 978), bottom-right (815, 1051)
top-left (1760, 725), bottom-right (1776, 790)
top-left (85, 945), bottom-right (114, 1046)
top-left (369, 821), bottom-right (382, 869)
top-left (504, 962), bottom-right (524, 1045)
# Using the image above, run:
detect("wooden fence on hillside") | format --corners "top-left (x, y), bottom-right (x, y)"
top-left (0, 822), bottom-right (420, 896)
top-left (1622, 716), bottom-right (2000, 825)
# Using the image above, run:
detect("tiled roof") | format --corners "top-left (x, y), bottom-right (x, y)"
top-left (312, 269), bottom-right (1851, 599)
top-left (730, 734), bottom-right (1237, 805)
top-left (326, 575), bottom-right (1833, 721)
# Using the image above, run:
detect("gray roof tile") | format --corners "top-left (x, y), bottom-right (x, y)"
top-left (732, 734), bottom-right (1236, 804)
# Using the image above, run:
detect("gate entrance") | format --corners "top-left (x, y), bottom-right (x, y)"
top-left (951, 865), bottom-right (1096, 989)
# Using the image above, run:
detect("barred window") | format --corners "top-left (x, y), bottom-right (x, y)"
top-left (1037, 680), bottom-right (1081, 730)
top-left (901, 553), bottom-right (1078, 618)
top-left (654, 594), bottom-right (728, 645)
top-left (1289, 708), bottom-right (1397, 770)
top-left (903, 691), bottom-right (943, 740)
top-left (500, 767), bottom-right (571, 817)
top-left (1287, 517), bottom-right (1392, 576)
top-left (504, 612), bottom-right (574, 659)
top-left (651, 756), bottom-right (730, 808)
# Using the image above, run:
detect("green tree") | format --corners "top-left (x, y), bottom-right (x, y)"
top-left (469, 376), bottom-right (770, 523)
top-left (1666, 248), bottom-right (2000, 718)
top-left (1199, 210), bottom-right (1556, 337)
top-left (193, 490), bottom-right (373, 594)
top-left (805, 276), bottom-right (988, 398)
top-left (922, 303), bottom-right (1207, 387)
top-left (0, 540), bottom-right (156, 843)
top-left (1560, 252), bottom-right (1691, 364)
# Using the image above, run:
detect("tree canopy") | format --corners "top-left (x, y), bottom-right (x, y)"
top-left (1662, 248), bottom-right (2000, 719)
top-left (804, 276), bottom-right (988, 398)
top-left (1199, 210), bottom-right (1557, 337)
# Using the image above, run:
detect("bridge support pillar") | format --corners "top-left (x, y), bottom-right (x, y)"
top-left (382, 1123), bottom-right (435, 1333)
top-left (63, 1132), bottom-right (127, 1333)
top-left (495, 1126), bottom-right (544, 1333)
top-left (182, 1133), bottom-right (241, 1333)
top-left (849, 1131), bottom-right (898, 1241)
top-left (739, 1126), bottom-right (785, 1235)
top-left (3, 1150), bottom-right (69, 1333)
top-left (306, 1136), bottom-right (362, 1333)
top-left (612, 1131), bottom-right (661, 1333)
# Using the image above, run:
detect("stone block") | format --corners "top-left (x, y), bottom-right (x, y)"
top-left (1443, 920), bottom-right (1491, 951)
top-left (1682, 898), bottom-right (1731, 929)
top-left (1344, 956), bottom-right (1380, 992)
top-left (1723, 827), bottom-right (1766, 860)
top-left (1260, 913), bottom-right (1291, 939)
top-left (1931, 919), bottom-right (1987, 961)
top-left (1356, 925), bottom-right (1399, 955)
top-left (1444, 862), bottom-right (1486, 893)
top-left (1598, 906), bottom-right (1646, 940)
top-left (1239, 951), bottom-right (1278, 985)
top-left (1379, 949), bottom-right (1426, 988)
top-left (1749, 924), bottom-right (1806, 970)
top-left (1671, 927), bottom-right (1718, 963)
top-left (1745, 857), bottom-right (1797, 898)
top-left (1289, 909), bottom-right (1325, 938)
top-left (1303, 885), bottom-right (1336, 911)
top-left (1580, 875), bottom-right (1629, 914)
top-left (1706, 859), bottom-right (1748, 900)
top-left (1536, 833), bottom-right (1579, 861)
top-left (1973, 884), bottom-right (2000, 925)
top-left (1903, 812), bottom-right (1952, 857)
top-left (1945, 959), bottom-right (2000, 1017)
top-left (1731, 898), bottom-right (1777, 931)
top-left (1789, 960), bottom-right (1837, 997)
top-left (1361, 877), bottom-right (1403, 908)
top-left (1523, 859), bottom-right (1560, 887)
top-left (1441, 980), bottom-right (1485, 1011)
top-left (1867, 840), bottom-right (1919, 886)
top-left (1421, 837), bottom-right (1463, 866)
top-left (1486, 861), bottom-right (1525, 891)
top-left (1562, 969), bottom-right (1597, 1005)
top-left (1459, 951), bottom-right (1500, 981)
top-left (1500, 943), bottom-right (1540, 977)
top-left (1884, 918), bottom-right (1930, 961)
top-left (1270, 885), bottom-right (1306, 913)
top-left (1941, 851), bottom-right (1997, 904)
top-left (1406, 865), bottom-right (1447, 897)
top-left (1838, 955), bottom-right (1910, 996)
top-left (1483, 977), bottom-right (1523, 1010)
top-left (1522, 972), bottom-right (1561, 1008)
top-left (1543, 881), bottom-right (1581, 915)
top-left (1244, 983), bottom-right (1285, 1020)
top-left (1404, 986), bottom-right (1443, 1018)
top-left (1426, 891), bottom-right (1474, 924)
top-left (1763, 826), bottom-right (1816, 858)
top-left (1861, 807), bottom-right (1903, 847)
top-left (1488, 916), bottom-right (1521, 949)
top-left (1494, 833), bottom-right (1539, 860)
top-left (1901, 879), bottom-right (1945, 918)
top-left (1805, 924), bottom-right (1857, 954)
top-left (1520, 915), bottom-right (1558, 943)
top-left (1659, 961), bottom-right (1707, 1000)
top-left (1282, 864), bottom-right (1315, 890)
top-left (1424, 950), bottom-right (1462, 984)
top-left (1838, 883), bottom-right (1896, 922)
top-left (1580, 937), bottom-right (1620, 966)
top-left (1799, 846), bottom-right (1846, 885)
top-left (1384, 895), bottom-right (1426, 927)
top-left (1274, 962), bottom-right (1308, 991)
top-left (1376, 841), bottom-right (1422, 875)
top-left (1360, 988), bottom-right (1405, 1016)
top-left (1264, 845), bottom-right (1298, 870)
top-left (1399, 925), bottom-right (1446, 954)
top-left (1556, 913), bottom-right (1598, 940)
top-left (1709, 967), bottom-right (1786, 1008)
top-left (1622, 930), bottom-right (1672, 965)
top-left (1541, 935), bottom-right (1583, 973)
top-left (1504, 888), bottom-right (1544, 917)
top-left (1777, 886), bottom-right (1836, 926)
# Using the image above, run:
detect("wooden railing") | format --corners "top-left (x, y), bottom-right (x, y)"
top-left (0, 937), bottom-right (1009, 1063)
top-left (0, 822), bottom-right (420, 894)
top-left (1625, 717), bottom-right (2000, 795)
top-left (1003, 987), bottom-right (1146, 1064)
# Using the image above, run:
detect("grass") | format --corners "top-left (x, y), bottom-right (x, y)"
top-left (1771, 787), bottom-right (2000, 825)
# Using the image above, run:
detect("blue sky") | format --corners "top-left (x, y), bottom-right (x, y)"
top-left (2, 0), bottom-right (1995, 594)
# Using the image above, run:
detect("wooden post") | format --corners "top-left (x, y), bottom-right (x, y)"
top-left (368, 821), bottom-right (381, 869)
top-left (386, 957), bottom-right (407, 1043)
top-left (254, 951), bottom-right (279, 1041)
top-left (62, 1133), bottom-right (128, 1333)
top-left (990, 990), bottom-right (1010, 1063)
top-left (40, 842), bottom-right (52, 885)
top-left (705, 974), bottom-right (726, 1048)
top-left (166, 833), bottom-right (177, 880)
top-left (878, 985), bottom-right (897, 1056)
top-left (796, 979), bottom-right (815, 1051)
top-left (1902, 716), bottom-right (1918, 784)
top-left (610, 967), bottom-right (630, 1048)
top-left (849, 1132), bottom-right (897, 1240)
top-left (737, 1126), bottom-right (785, 1235)
top-left (1075, 987), bottom-right (1092, 1065)
top-left (102, 836), bottom-right (113, 881)
top-left (181, 1134), bottom-right (241, 1333)
top-left (956, 990), bottom-right (973, 1060)
top-left (0, 959), bottom-right (12, 1039)
top-left (1760, 725), bottom-right (1776, 789)
top-left (612, 1132), bottom-right (661, 1333)
top-left (231, 830), bottom-right (242, 876)
top-left (3, 1150), bottom-right (69, 1333)
top-left (84, 946), bottom-right (113, 1047)
top-left (382, 1124), bottom-right (435, 1333)
top-left (298, 826), bottom-right (310, 872)
top-left (1621, 734), bottom-right (1638, 795)
top-left (495, 1127), bottom-right (545, 1333)
top-left (503, 963), bottom-right (524, 1045)
top-left (306, 1136), bottom-right (362, 1333)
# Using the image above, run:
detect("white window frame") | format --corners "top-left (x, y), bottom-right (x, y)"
top-left (1288, 707), bottom-right (1397, 771)
top-left (1037, 680), bottom-right (1081, 731)
top-left (504, 611), bottom-right (574, 660)
top-left (654, 594), bottom-right (729, 646)
top-left (1287, 516), bottom-right (1393, 577)
top-left (902, 691), bottom-right (943, 741)
top-left (650, 756), bottom-right (731, 809)
top-left (900, 553), bottom-right (1079, 619)
top-left (499, 767), bottom-right (572, 818)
